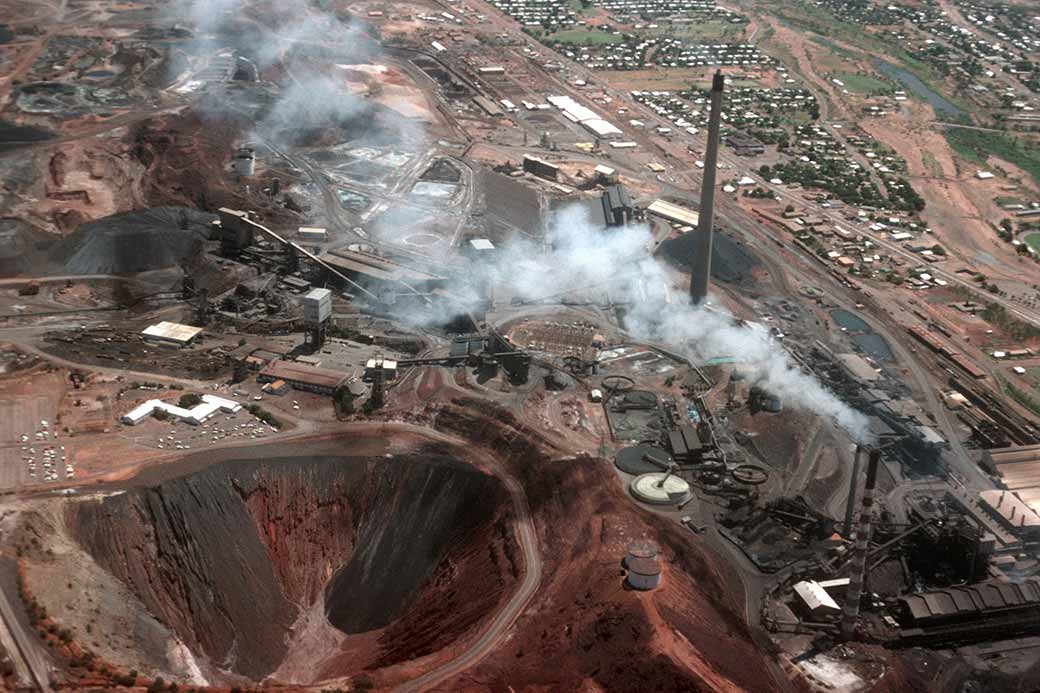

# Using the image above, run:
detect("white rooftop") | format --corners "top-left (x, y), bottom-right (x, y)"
top-left (141, 322), bottom-right (203, 344)
top-left (122, 394), bottom-right (243, 426)
top-left (793, 580), bottom-right (840, 612)
top-left (304, 288), bottom-right (332, 301)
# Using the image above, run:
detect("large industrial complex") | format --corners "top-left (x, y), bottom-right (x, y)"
top-left (0, 0), bottom-right (1039, 689)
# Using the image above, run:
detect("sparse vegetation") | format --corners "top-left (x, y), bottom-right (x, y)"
top-left (1003, 378), bottom-right (1040, 417)
top-left (944, 128), bottom-right (1040, 187)
top-left (247, 404), bottom-right (280, 429)
top-left (981, 303), bottom-right (1040, 341)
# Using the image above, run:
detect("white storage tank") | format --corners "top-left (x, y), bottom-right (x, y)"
top-left (624, 539), bottom-right (659, 569)
top-left (626, 556), bottom-right (661, 591)
top-left (302, 288), bottom-right (332, 324)
top-left (232, 147), bottom-right (255, 176)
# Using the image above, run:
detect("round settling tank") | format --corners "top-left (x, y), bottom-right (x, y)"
top-left (630, 472), bottom-right (691, 505)
top-left (626, 556), bottom-right (661, 591)
top-left (615, 445), bottom-right (673, 475)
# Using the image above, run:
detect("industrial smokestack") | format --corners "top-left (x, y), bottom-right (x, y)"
top-left (690, 70), bottom-right (725, 305)
top-left (841, 447), bottom-right (881, 640)
top-left (843, 445), bottom-right (864, 537)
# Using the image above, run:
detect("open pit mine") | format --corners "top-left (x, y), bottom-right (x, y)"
top-left (2, 0), bottom-right (1040, 689)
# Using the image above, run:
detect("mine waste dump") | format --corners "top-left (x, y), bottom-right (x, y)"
top-left (660, 227), bottom-right (761, 285)
top-left (0, 119), bottom-right (54, 152)
top-left (0, 218), bottom-right (57, 277)
top-left (69, 453), bottom-right (517, 679)
top-left (49, 206), bottom-right (215, 274)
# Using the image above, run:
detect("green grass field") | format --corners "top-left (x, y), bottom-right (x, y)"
top-left (836, 73), bottom-right (891, 94)
top-left (549, 28), bottom-right (623, 45)
top-left (944, 127), bottom-right (1040, 187)
top-left (1025, 232), bottom-right (1040, 253)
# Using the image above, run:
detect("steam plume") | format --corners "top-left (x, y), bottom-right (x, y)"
top-left (448, 205), bottom-right (872, 442)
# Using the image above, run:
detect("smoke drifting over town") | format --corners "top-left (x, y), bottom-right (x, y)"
top-left (171, 0), bottom-right (866, 441)
top-left (449, 205), bottom-right (872, 442)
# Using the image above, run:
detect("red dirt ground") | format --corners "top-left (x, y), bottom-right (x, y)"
top-left (426, 398), bottom-right (786, 692)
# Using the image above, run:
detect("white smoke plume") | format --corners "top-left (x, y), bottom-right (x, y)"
top-left (168, 0), bottom-right (417, 148)
top-left (442, 204), bottom-right (872, 442)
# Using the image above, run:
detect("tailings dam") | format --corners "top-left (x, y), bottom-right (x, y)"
top-left (64, 450), bottom-right (520, 682)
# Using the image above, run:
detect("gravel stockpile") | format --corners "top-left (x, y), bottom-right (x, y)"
top-left (50, 206), bottom-right (215, 274)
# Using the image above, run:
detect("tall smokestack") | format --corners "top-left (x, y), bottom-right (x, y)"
top-left (690, 70), bottom-right (724, 305)
top-left (841, 447), bottom-right (880, 640)
top-left (843, 445), bottom-right (864, 537)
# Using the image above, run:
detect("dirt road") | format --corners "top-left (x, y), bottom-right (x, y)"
top-left (395, 451), bottom-right (542, 692)
top-left (0, 575), bottom-right (54, 692)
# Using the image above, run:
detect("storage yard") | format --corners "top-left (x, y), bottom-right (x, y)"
top-left (0, 0), bottom-right (1039, 689)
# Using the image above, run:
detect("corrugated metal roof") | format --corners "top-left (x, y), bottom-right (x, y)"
top-left (141, 321), bottom-right (203, 344)
top-left (793, 581), bottom-right (839, 611)
top-left (901, 578), bottom-right (1040, 624)
top-left (647, 199), bottom-right (700, 227)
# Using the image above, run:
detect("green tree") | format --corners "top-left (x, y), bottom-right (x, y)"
top-left (177, 394), bottom-right (202, 408)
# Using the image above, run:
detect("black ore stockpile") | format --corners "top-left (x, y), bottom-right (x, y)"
top-left (660, 227), bottom-right (761, 284)
top-left (0, 219), bottom-right (58, 277)
top-left (49, 206), bottom-right (215, 274)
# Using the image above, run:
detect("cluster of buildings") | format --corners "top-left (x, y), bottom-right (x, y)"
top-left (557, 36), bottom-right (770, 72)
top-left (122, 394), bottom-right (243, 426)
top-left (630, 83), bottom-right (816, 151)
top-left (487, 0), bottom-right (738, 33)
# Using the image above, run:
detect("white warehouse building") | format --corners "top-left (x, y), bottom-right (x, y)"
top-left (122, 394), bottom-right (243, 426)
top-left (547, 95), bottom-right (623, 139)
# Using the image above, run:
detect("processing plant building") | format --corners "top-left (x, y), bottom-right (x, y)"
top-left (898, 578), bottom-right (1040, 644)
top-left (258, 360), bottom-right (350, 395)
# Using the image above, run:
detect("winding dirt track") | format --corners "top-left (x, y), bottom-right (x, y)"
top-left (395, 451), bottom-right (542, 693)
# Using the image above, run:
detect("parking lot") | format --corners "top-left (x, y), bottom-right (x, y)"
top-left (0, 394), bottom-right (68, 489)
top-left (120, 409), bottom-right (280, 452)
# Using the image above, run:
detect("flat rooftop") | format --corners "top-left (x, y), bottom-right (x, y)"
top-left (323, 248), bottom-right (446, 284)
top-left (141, 321), bottom-right (203, 344)
top-left (259, 361), bottom-right (349, 389)
top-left (647, 199), bottom-right (699, 227)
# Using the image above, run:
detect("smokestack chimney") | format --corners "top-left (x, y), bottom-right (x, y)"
top-left (690, 70), bottom-right (725, 305)
top-left (841, 448), bottom-right (880, 640)
top-left (843, 445), bottom-right (864, 538)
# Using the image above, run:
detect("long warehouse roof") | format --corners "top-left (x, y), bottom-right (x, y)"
top-left (647, 199), bottom-right (700, 227)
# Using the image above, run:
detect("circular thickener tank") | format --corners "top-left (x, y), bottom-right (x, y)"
top-left (615, 444), bottom-right (672, 475)
top-left (630, 473), bottom-right (691, 505)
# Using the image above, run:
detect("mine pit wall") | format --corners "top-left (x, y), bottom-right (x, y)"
top-left (429, 399), bottom-right (784, 692)
top-left (68, 454), bottom-right (516, 681)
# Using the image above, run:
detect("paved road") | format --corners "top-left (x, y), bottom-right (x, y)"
top-left (395, 463), bottom-right (542, 692)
